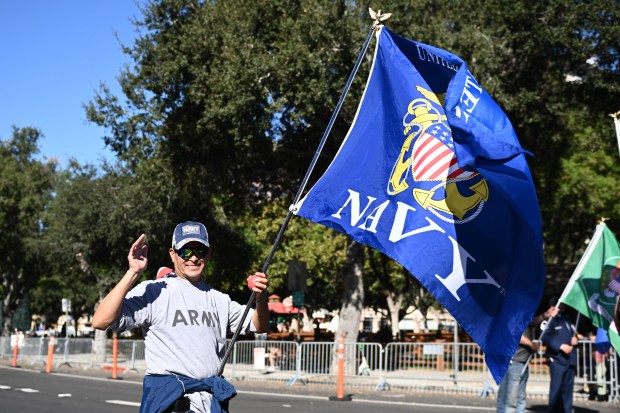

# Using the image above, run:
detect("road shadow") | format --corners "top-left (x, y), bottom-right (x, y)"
top-left (529, 405), bottom-right (604, 413)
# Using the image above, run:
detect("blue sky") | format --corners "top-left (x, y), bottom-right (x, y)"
top-left (0, 1), bottom-right (141, 168)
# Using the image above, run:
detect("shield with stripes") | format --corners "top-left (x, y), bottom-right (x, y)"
top-left (412, 122), bottom-right (477, 182)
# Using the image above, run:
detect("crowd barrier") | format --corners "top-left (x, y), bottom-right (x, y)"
top-left (1, 335), bottom-right (618, 401)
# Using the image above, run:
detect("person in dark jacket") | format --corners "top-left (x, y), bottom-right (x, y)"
top-left (541, 302), bottom-right (580, 413)
top-left (496, 303), bottom-right (558, 413)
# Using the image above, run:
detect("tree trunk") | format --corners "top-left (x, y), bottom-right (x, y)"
top-left (332, 240), bottom-right (364, 375)
top-left (93, 328), bottom-right (108, 364)
top-left (1, 269), bottom-right (24, 335)
top-left (92, 294), bottom-right (107, 364)
top-left (385, 291), bottom-right (404, 340)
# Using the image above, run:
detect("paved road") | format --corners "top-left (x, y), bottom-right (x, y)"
top-left (0, 366), bottom-right (616, 413)
top-left (0, 366), bottom-right (141, 412)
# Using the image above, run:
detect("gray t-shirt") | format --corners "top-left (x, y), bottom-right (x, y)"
top-left (110, 274), bottom-right (255, 412)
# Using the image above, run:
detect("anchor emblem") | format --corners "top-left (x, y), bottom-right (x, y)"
top-left (388, 87), bottom-right (488, 223)
top-left (413, 180), bottom-right (488, 220)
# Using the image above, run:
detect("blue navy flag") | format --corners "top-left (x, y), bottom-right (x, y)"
top-left (293, 27), bottom-right (544, 383)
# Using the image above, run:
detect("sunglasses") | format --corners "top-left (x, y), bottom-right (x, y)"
top-left (175, 247), bottom-right (209, 260)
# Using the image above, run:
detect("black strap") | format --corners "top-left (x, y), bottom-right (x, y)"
top-left (172, 396), bottom-right (191, 412)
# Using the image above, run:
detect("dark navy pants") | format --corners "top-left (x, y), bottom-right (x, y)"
top-left (548, 358), bottom-right (575, 413)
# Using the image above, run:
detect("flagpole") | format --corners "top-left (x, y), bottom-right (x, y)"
top-left (610, 111), bottom-right (620, 158)
top-left (217, 18), bottom-right (384, 376)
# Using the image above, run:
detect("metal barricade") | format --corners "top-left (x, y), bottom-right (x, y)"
top-left (0, 336), bottom-right (9, 358)
top-left (23, 336), bottom-right (46, 365)
top-left (610, 350), bottom-right (619, 402)
top-left (298, 341), bottom-right (333, 376)
top-left (103, 338), bottom-right (140, 371)
top-left (229, 340), bottom-right (298, 379)
top-left (297, 341), bottom-right (383, 380)
top-left (1, 334), bottom-right (618, 402)
top-left (575, 339), bottom-right (619, 402)
top-left (58, 338), bottom-right (93, 367)
top-left (382, 341), bottom-right (487, 388)
top-left (125, 340), bottom-right (145, 373)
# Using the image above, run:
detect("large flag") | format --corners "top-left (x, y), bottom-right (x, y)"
top-left (292, 27), bottom-right (545, 383)
top-left (559, 223), bottom-right (620, 354)
top-left (611, 319), bottom-right (620, 355)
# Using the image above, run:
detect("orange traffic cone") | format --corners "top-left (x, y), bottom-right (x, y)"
top-left (45, 336), bottom-right (55, 373)
top-left (329, 335), bottom-right (351, 401)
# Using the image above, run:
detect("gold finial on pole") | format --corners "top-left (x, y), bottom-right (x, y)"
top-left (369, 7), bottom-right (392, 27)
top-left (598, 217), bottom-right (609, 224)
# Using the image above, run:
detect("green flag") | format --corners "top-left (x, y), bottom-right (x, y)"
top-left (559, 223), bottom-right (620, 354)
top-left (610, 318), bottom-right (620, 355)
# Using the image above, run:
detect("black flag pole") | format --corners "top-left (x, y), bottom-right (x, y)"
top-left (217, 12), bottom-right (387, 376)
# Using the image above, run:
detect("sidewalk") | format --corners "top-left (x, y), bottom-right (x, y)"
top-left (0, 355), bottom-right (606, 403)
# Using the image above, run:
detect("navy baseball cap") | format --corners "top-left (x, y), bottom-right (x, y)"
top-left (172, 221), bottom-right (210, 250)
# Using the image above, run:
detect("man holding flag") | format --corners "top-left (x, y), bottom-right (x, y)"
top-left (541, 302), bottom-right (581, 413)
top-left (614, 295), bottom-right (620, 354)
top-left (551, 221), bottom-right (620, 407)
top-left (496, 304), bottom-right (557, 413)
top-left (558, 222), bottom-right (620, 356)
top-left (588, 328), bottom-right (611, 401)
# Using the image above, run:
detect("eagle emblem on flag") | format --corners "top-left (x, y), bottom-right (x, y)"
top-left (387, 87), bottom-right (488, 222)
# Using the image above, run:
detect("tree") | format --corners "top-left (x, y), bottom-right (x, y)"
top-left (86, 0), bottom-right (371, 209)
top-left (85, 0), bottom-right (371, 314)
top-left (35, 163), bottom-right (131, 320)
top-left (36, 154), bottom-right (192, 314)
top-left (82, 0), bottom-right (620, 334)
top-left (335, 240), bottom-right (365, 342)
top-left (365, 250), bottom-right (408, 340)
top-left (0, 127), bottom-right (56, 334)
top-left (11, 293), bottom-right (31, 332)
top-left (239, 197), bottom-right (347, 311)
top-left (382, 0), bottom-right (620, 286)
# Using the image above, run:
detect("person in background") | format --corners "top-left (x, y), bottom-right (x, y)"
top-left (496, 302), bottom-right (558, 413)
top-left (92, 221), bottom-right (270, 413)
top-left (276, 318), bottom-right (287, 333)
top-left (267, 347), bottom-right (282, 372)
top-left (156, 266), bottom-right (173, 279)
top-left (290, 317), bottom-right (299, 335)
top-left (588, 328), bottom-right (610, 401)
top-left (541, 302), bottom-right (581, 413)
top-left (616, 294), bottom-right (620, 329)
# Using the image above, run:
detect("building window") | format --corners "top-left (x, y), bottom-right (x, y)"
top-left (363, 318), bottom-right (373, 333)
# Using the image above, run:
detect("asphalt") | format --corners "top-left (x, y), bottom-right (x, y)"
top-left (1, 355), bottom-right (617, 409)
top-left (0, 358), bottom-right (620, 405)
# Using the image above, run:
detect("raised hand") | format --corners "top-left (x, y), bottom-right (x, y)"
top-left (128, 234), bottom-right (148, 274)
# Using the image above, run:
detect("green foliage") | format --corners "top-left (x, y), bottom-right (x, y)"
top-left (85, 0), bottom-right (370, 308)
top-left (551, 150), bottom-right (620, 259)
top-left (235, 197), bottom-right (347, 309)
top-left (4, 1), bottom-right (620, 333)
top-left (11, 294), bottom-right (31, 332)
top-left (0, 127), bottom-right (56, 334)
top-left (87, 0), bottom-right (370, 208)
top-left (380, 0), bottom-right (620, 283)
top-left (364, 248), bottom-right (440, 333)
top-left (84, 0), bottom-right (620, 313)
top-left (35, 163), bottom-right (136, 320)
